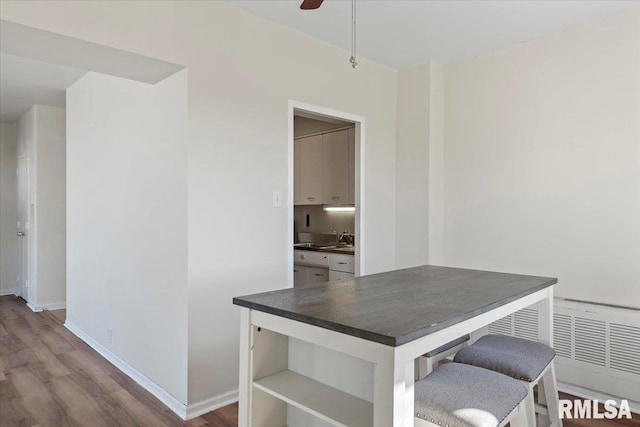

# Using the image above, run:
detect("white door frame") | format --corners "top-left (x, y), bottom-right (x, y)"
top-left (287, 100), bottom-right (365, 286)
top-left (16, 154), bottom-right (29, 300)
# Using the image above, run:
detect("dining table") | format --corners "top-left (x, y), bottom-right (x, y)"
top-left (233, 264), bottom-right (557, 427)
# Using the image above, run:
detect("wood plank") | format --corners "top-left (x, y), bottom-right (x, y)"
top-left (46, 374), bottom-right (94, 409)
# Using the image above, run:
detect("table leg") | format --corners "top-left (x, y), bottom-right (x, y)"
top-left (537, 286), bottom-right (558, 427)
top-left (537, 286), bottom-right (553, 347)
top-left (373, 346), bottom-right (415, 427)
top-left (238, 308), bottom-right (252, 427)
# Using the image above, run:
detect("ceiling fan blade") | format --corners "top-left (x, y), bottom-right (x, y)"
top-left (300, 0), bottom-right (323, 10)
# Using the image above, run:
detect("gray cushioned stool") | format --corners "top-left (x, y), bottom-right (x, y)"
top-left (415, 363), bottom-right (528, 427)
top-left (454, 335), bottom-right (562, 427)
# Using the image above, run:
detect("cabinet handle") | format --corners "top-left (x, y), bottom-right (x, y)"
top-left (315, 273), bottom-right (325, 277)
top-left (332, 196), bottom-right (340, 200)
top-left (301, 255), bottom-right (306, 259)
top-left (338, 262), bottom-right (348, 265)
top-left (294, 269), bottom-right (299, 273)
top-left (307, 197), bottom-right (315, 201)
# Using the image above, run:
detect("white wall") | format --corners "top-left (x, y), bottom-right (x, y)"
top-left (181, 4), bottom-right (393, 406)
top-left (427, 62), bottom-right (445, 266)
top-left (438, 11), bottom-right (640, 308)
top-left (0, 122), bottom-right (18, 294)
top-left (1, 0), bottom-right (398, 405)
top-left (395, 63), bottom-right (430, 268)
top-left (179, 3), bottom-right (396, 403)
top-left (35, 105), bottom-right (66, 307)
top-left (66, 70), bottom-right (189, 404)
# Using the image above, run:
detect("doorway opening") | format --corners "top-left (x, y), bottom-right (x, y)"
top-left (288, 101), bottom-right (365, 287)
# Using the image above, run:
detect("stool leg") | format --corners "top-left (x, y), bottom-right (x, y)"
top-left (523, 382), bottom-right (537, 427)
top-left (537, 375), bottom-right (550, 426)
top-left (509, 401), bottom-right (529, 427)
top-left (542, 362), bottom-right (562, 427)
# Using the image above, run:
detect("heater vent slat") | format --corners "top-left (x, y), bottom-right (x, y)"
top-left (554, 313), bottom-right (572, 358)
top-left (488, 301), bottom-right (640, 400)
top-left (609, 323), bottom-right (640, 375)
top-left (488, 315), bottom-right (513, 336)
top-left (514, 308), bottom-right (538, 341)
top-left (574, 317), bottom-right (606, 367)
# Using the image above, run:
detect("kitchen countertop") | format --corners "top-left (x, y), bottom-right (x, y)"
top-left (294, 244), bottom-right (355, 256)
top-left (233, 265), bottom-right (556, 347)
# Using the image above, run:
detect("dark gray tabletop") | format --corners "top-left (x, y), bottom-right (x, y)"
top-left (233, 265), bottom-right (556, 347)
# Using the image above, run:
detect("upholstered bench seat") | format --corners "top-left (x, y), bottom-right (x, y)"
top-left (453, 334), bottom-right (555, 382)
top-left (415, 363), bottom-right (527, 427)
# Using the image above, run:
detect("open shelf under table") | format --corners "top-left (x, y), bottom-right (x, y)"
top-left (253, 369), bottom-right (373, 427)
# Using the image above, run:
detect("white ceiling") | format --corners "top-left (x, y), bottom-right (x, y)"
top-left (0, 52), bottom-right (86, 123)
top-left (0, 20), bottom-right (185, 124)
top-left (230, 0), bottom-right (639, 69)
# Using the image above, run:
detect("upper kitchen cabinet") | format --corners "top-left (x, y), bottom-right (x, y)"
top-left (322, 129), bottom-right (350, 204)
top-left (294, 135), bottom-right (323, 205)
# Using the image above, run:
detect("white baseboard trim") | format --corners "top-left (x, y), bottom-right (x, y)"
top-left (26, 302), bottom-right (42, 312)
top-left (558, 381), bottom-right (640, 415)
top-left (25, 301), bottom-right (67, 312)
top-left (186, 389), bottom-right (239, 420)
top-left (0, 289), bottom-right (16, 296)
top-left (40, 301), bottom-right (66, 310)
top-left (64, 320), bottom-right (188, 419)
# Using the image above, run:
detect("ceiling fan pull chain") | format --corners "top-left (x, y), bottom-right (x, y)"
top-left (350, 0), bottom-right (358, 69)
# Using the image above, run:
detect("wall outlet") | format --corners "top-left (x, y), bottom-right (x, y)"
top-left (107, 328), bottom-right (113, 344)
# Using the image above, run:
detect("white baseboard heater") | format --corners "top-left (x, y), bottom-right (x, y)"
top-left (487, 298), bottom-right (640, 408)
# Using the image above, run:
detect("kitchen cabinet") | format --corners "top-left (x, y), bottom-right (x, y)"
top-left (306, 266), bottom-right (329, 284)
top-left (329, 252), bottom-right (355, 283)
top-left (294, 127), bottom-right (355, 206)
top-left (294, 249), bottom-right (329, 287)
top-left (294, 250), bottom-right (329, 267)
top-left (294, 265), bottom-right (330, 286)
top-left (294, 250), bottom-right (355, 287)
top-left (329, 253), bottom-right (355, 273)
top-left (329, 270), bottom-right (354, 282)
top-left (293, 266), bottom-right (305, 286)
top-left (294, 135), bottom-right (323, 205)
top-left (322, 130), bottom-right (349, 204)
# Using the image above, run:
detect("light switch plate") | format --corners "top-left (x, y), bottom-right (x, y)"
top-left (272, 190), bottom-right (282, 208)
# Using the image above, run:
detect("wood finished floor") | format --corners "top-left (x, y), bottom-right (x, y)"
top-left (0, 295), bottom-right (235, 427)
top-left (1, 294), bottom-right (638, 427)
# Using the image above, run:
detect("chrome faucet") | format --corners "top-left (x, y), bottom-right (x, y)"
top-left (330, 228), bottom-right (351, 244)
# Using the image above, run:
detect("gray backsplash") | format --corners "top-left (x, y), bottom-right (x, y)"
top-left (293, 205), bottom-right (355, 241)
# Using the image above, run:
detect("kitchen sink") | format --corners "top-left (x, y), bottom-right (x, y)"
top-left (294, 243), bottom-right (354, 251)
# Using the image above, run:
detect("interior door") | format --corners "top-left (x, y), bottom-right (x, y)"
top-left (16, 156), bottom-right (28, 299)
